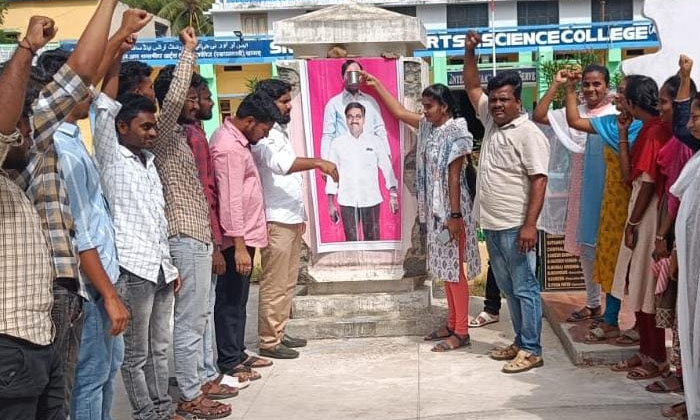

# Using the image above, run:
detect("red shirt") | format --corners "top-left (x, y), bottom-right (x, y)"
top-left (185, 123), bottom-right (223, 246)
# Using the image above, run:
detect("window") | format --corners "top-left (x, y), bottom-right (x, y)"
top-left (219, 100), bottom-right (232, 121)
top-left (517, 1), bottom-right (559, 26)
top-left (154, 22), bottom-right (169, 38)
top-left (384, 6), bottom-right (417, 17)
top-left (591, 0), bottom-right (633, 22)
top-left (241, 13), bottom-right (268, 35)
top-left (447, 4), bottom-right (489, 29)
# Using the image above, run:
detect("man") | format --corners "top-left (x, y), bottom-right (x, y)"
top-left (533, 65), bottom-right (616, 323)
top-left (151, 28), bottom-right (230, 418)
top-left (0, 5), bottom-right (120, 418)
top-left (320, 59), bottom-right (389, 161)
top-left (326, 102), bottom-right (398, 242)
top-left (252, 79), bottom-right (338, 359)
top-left (184, 75), bottom-right (241, 397)
top-left (96, 27), bottom-right (189, 420)
top-left (118, 60), bottom-right (156, 101)
top-left (210, 92), bottom-right (278, 381)
top-left (463, 31), bottom-right (550, 374)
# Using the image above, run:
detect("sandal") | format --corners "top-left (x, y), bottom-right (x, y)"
top-left (616, 328), bottom-right (640, 345)
top-left (489, 344), bottom-right (520, 361)
top-left (242, 354), bottom-right (273, 368)
top-left (502, 350), bottom-right (544, 374)
top-left (201, 374), bottom-right (239, 400)
top-left (424, 326), bottom-right (453, 341)
top-left (662, 402), bottom-right (687, 418)
top-left (567, 306), bottom-right (602, 323)
top-left (431, 334), bottom-right (471, 352)
top-left (611, 354), bottom-right (643, 372)
top-left (469, 311), bottom-right (499, 328)
top-left (627, 361), bottom-right (669, 380)
top-left (646, 375), bottom-right (684, 393)
top-left (177, 394), bottom-right (231, 419)
top-left (584, 325), bottom-right (620, 343)
top-left (228, 365), bottom-right (262, 382)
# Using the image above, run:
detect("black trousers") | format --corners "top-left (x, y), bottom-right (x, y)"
top-left (484, 263), bottom-right (502, 316)
top-left (0, 334), bottom-right (65, 420)
top-left (340, 204), bottom-right (380, 241)
top-left (215, 246), bottom-right (255, 373)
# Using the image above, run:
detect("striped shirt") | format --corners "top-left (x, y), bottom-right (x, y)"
top-left (151, 49), bottom-right (211, 245)
top-left (93, 93), bottom-right (178, 284)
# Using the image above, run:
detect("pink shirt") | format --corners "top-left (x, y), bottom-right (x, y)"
top-left (210, 118), bottom-right (268, 249)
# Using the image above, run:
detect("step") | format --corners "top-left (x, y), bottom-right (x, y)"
top-left (303, 276), bottom-right (424, 295)
top-left (286, 312), bottom-right (434, 339)
top-left (292, 286), bottom-right (431, 319)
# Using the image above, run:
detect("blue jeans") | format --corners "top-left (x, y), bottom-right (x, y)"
top-left (70, 291), bottom-right (124, 420)
top-left (170, 236), bottom-right (213, 401)
top-left (199, 274), bottom-right (219, 383)
top-left (484, 227), bottom-right (542, 356)
top-left (119, 269), bottom-right (174, 420)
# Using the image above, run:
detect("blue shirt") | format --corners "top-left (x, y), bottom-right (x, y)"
top-left (54, 122), bottom-right (119, 298)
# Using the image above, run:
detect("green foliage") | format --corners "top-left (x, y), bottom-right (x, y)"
top-left (538, 50), bottom-right (602, 108)
top-left (121, 0), bottom-right (214, 36)
top-left (0, 0), bottom-right (7, 25)
top-left (245, 76), bottom-right (260, 94)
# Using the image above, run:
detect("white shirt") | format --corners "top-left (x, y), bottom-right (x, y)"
top-left (320, 90), bottom-right (389, 160)
top-left (93, 94), bottom-right (178, 283)
top-left (473, 93), bottom-right (551, 230)
top-left (325, 131), bottom-right (398, 208)
top-left (251, 124), bottom-right (306, 224)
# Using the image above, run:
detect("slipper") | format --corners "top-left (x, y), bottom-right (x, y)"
top-left (584, 326), bottom-right (620, 343)
top-left (424, 326), bottom-right (453, 341)
top-left (611, 354), bottom-right (643, 372)
top-left (431, 334), bottom-right (471, 352)
top-left (662, 402), bottom-right (686, 418)
top-left (469, 311), bottom-right (499, 328)
top-left (616, 328), bottom-right (640, 345)
top-left (242, 354), bottom-right (273, 368)
top-left (567, 306), bottom-right (602, 323)
top-left (646, 375), bottom-right (684, 393)
top-left (627, 362), bottom-right (669, 381)
top-left (502, 350), bottom-right (544, 374)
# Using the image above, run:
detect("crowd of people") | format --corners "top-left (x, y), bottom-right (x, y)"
top-left (0, 3), bottom-right (699, 420)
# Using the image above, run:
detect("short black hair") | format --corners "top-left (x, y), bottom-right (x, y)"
top-left (486, 71), bottom-right (523, 100)
top-left (191, 72), bottom-right (208, 90)
top-left (341, 59), bottom-right (363, 77)
top-left (582, 64), bottom-right (611, 87)
top-left (36, 48), bottom-right (71, 81)
top-left (118, 61), bottom-right (153, 97)
top-left (255, 79), bottom-right (292, 101)
top-left (235, 91), bottom-right (279, 124)
top-left (344, 102), bottom-right (366, 116)
top-left (625, 75), bottom-right (660, 116)
top-left (154, 65), bottom-right (206, 107)
top-left (115, 93), bottom-right (158, 128)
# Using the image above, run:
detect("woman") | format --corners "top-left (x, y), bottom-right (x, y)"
top-left (608, 75), bottom-right (674, 380)
top-left (362, 73), bottom-right (481, 352)
top-left (564, 75), bottom-right (643, 342)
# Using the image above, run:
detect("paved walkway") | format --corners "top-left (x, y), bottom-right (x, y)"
top-left (111, 286), bottom-right (680, 420)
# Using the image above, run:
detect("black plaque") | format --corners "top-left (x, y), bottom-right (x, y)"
top-left (542, 233), bottom-right (585, 291)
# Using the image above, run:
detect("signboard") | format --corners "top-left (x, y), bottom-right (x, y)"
top-left (446, 67), bottom-right (537, 88)
top-left (419, 20), bottom-right (658, 56)
top-left (542, 233), bottom-right (585, 291)
top-left (59, 37), bottom-right (293, 66)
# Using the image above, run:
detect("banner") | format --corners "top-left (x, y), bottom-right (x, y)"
top-left (302, 58), bottom-right (403, 252)
top-left (446, 67), bottom-right (537, 87)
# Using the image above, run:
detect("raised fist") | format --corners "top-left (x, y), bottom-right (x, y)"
top-left (25, 16), bottom-right (58, 51)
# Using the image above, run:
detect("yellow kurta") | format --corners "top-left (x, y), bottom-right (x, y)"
top-left (593, 146), bottom-right (632, 292)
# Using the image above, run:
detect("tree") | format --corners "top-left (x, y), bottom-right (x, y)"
top-left (121, 0), bottom-right (214, 35)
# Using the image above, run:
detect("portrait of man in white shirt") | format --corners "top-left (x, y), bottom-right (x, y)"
top-left (320, 59), bottom-right (390, 161)
top-left (326, 102), bottom-right (399, 242)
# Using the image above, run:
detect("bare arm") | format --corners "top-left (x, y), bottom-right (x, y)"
top-left (565, 83), bottom-right (595, 133)
top-left (624, 182), bottom-right (656, 249)
top-left (362, 71), bottom-right (420, 129)
top-left (79, 249), bottom-right (129, 335)
top-left (619, 125), bottom-right (632, 183)
top-left (463, 32), bottom-right (483, 111)
top-left (288, 157), bottom-right (339, 182)
top-left (445, 156), bottom-right (465, 241)
top-left (66, 0), bottom-right (120, 82)
top-left (518, 175), bottom-right (547, 253)
top-left (533, 70), bottom-right (568, 125)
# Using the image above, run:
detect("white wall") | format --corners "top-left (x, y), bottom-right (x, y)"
top-left (560, 0), bottom-right (591, 24)
top-left (268, 9), bottom-right (305, 32)
top-left (493, 1), bottom-right (518, 27)
top-left (633, 0), bottom-right (646, 20)
top-left (416, 4), bottom-right (446, 30)
top-left (213, 12), bottom-right (242, 36)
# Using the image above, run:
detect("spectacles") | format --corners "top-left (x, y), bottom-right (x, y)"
top-left (185, 97), bottom-right (199, 103)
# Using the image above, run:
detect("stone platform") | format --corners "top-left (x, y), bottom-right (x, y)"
top-left (286, 277), bottom-right (437, 339)
top-left (541, 292), bottom-right (669, 366)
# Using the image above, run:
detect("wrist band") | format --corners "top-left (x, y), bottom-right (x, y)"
top-left (627, 220), bottom-right (641, 227)
top-left (17, 39), bottom-right (37, 56)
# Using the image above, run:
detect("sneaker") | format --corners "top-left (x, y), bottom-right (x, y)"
top-left (281, 334), bottom-right (307, 348)
top-left (259, 343), bottom-right (300, 359)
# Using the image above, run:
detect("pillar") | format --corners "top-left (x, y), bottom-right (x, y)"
top-left (519, 50), bottom-right (535, 111)
top-left (432, 51), bottom-right (447, 85)
top-left (200, 64), bottom-right (220, 139)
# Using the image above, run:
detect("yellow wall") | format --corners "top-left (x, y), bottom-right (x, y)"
top-left (2, 0), bottom-right (98, 40)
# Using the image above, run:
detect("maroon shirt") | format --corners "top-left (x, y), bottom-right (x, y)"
top-left (185, 123), bottom-right (223, 246)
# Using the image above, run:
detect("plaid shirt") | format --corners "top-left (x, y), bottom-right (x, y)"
top-left (14, 64), bottom-right (91, 284)
top-left (152, 49), bottom-right (211, 244)
top-left (185, 123), bottom-right (222, 246)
